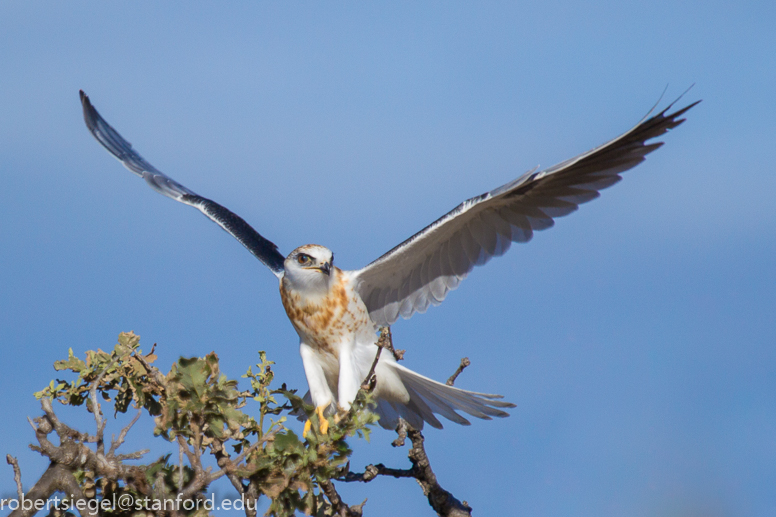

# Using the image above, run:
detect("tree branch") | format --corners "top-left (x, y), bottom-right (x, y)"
top-left (89, 359), bottom-right (116, 455)
top-left (6, 454), bottom-right (23, 501)
top-left (14, 339), bottom-right (485, 517)
top-left (376, 326), bottom-right (405, 361)
top-left (178, 436), bottom-right (186, 493)
top-left (360, 328), bottom-right (388, 392)
top-left (446, 357), bottom-right (471, 386)
top-left (341, 463), bottom-right (414, 482)
top-left (341, 418), bottom-right (472, 517)
top-left (134, 346), bottom-right (167, 387)
top-left (406, 426), bottom-right (472, 517)
top-left (392, 418), bottom-right (409, 447)
top-left (319, 479), bottom-right (365, 517)
top-left (27, 398), bottom-right (149, 502)
top-left (8, 463), bottom-right (97, 517)
top-left (108, 407), bottom-right (142, 457)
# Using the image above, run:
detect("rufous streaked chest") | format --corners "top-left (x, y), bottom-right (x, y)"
top-left (279, 268), bottom-right (373, 356)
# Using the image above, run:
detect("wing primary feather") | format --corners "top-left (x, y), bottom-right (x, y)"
top-left (185, 195), bottom-right (286, 274)
top-left (80, 91), bottom-right (285, 277)
top-left (352, 97), bottom-right (698, 322)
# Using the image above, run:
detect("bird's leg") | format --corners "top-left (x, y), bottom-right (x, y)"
top-left (336, 340), bottom-right (361, 413)
top-left (299, 343), bottom-right (334, 438)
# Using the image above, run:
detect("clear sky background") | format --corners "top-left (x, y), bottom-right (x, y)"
top-left (1, 2), bottom-right (774, 516)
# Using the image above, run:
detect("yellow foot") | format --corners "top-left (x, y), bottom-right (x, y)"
top-left (316, 405), bottom-right (329, 435)
top-left (303, 405), bottom-right (329, 439)
top-left (333, 407), bottom-right (348, 425)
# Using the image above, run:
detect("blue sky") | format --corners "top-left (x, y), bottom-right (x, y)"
top-left (1, 2), bottom-right (775, 516)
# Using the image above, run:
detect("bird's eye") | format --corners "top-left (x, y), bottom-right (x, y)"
top-left (297, 254), bottom-right (311, 265)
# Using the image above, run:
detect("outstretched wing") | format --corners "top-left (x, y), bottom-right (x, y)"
top-left (80, 91), bottom-right (286, 277)
top-left (352, 99), bottom-right (699, 326)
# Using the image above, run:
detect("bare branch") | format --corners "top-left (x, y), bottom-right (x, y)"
top-left (319, 479), bottom-right (364, 517)
top-left (392, 418), bottom-right (408, 447)
top-left (40, 397), bottom-right (87, 441)
top-left (6, 454), bottom-right (23, 501)
top-left (89, 377), bottom-right (105, 448)
top-left (405, 426), bottom-right (472, 517)
top-left (214, 447), bottom-right (249, 502)
top-left (114, 449), bottom-right (150, 461)
top-left (360, 338), bottom-right (383, 392)
top-left (341, 463), bottom-right (415, 482)
top-left (446, 357), bottom-right (471, 386)
top-left (374, 326), bottom-right (405, 361)
top-left (108, 407), bottom-right (142, 456)
top-left (229, 425), bottom-right (283, 467)
top-left (205, 424), bottom-right (284, 493)
top-left (191, 419), bottom-right (204, 469)
top-left (90, 358), bottom-right (117, 455)
top-left (176, 435), bottom-right (199, 481)
top-left (28, 397), bottom-right (149, 504)
top-left (341, 418), bottom-right (472, 517)
top-left (8, 463), bottom-right (96, 517)
top-left (246, 481), bottom-right (261, 517)
top-left (178, 436), bottom-right (186, 493)
top-left (38, 397), bottom-right (101, 446)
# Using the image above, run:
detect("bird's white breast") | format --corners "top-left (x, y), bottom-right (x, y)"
top-left (279, 268), bottom-right (374, 356)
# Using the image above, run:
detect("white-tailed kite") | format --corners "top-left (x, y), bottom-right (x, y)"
top-left (79, 91), bottom-right (696, 434)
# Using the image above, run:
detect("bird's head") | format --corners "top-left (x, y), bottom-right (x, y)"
top-left (283, 244), bottom-right (335, 295)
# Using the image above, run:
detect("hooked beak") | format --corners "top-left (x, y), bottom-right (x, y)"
top-left (317, 262), bottom-right (331, 276)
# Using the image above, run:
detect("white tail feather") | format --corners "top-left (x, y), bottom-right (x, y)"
top-left (375, 362), bottom-right (515, 430)
top-left (295, 359), bottom-right (514, 431)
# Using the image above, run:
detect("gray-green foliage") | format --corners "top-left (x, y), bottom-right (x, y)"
top-left (33, 332), bottom-right (379, 517)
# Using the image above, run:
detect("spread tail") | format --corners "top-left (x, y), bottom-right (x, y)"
top-left (374, 362), bottom-right (515, 430)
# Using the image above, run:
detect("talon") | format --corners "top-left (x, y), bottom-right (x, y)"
top-left (332, 407), bottom-right (348, 425)
top-left (316, 405), bottom-right (329, 434)
top-left (304, 405), bottom-right (329, 438)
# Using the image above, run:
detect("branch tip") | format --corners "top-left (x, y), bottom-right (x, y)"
top-left (446, 357), bottom-right (471, 386)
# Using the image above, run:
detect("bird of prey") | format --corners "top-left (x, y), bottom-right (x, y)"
top-left (79, 90), bottom-right (696, 434)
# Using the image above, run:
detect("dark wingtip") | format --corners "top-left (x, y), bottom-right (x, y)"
top-left (79, 90), bottom-right (91, 114)
top-left (661, 83), bottom-right (702, 119)
top-left (79, 90), bottom-right (98, 132)
top-left (671, 99), bottom-right (702, 118)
